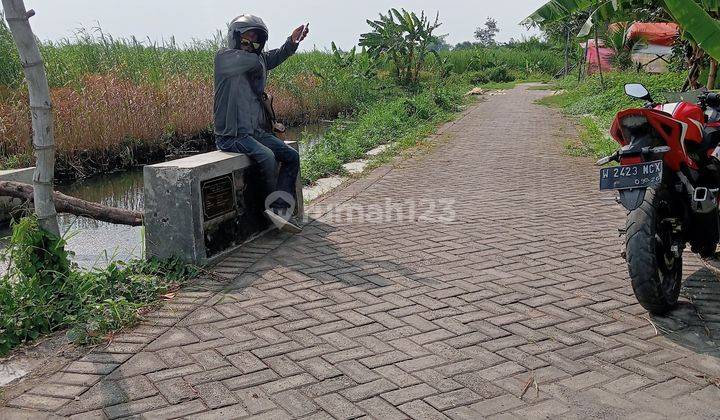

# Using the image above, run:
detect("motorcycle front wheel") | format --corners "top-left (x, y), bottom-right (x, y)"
top-left (625, 187), bottom-right (682, 315)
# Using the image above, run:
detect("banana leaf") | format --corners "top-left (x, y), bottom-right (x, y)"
top-left (577, 1), bottom-right (621, 37)
top-left (700, 0), bottom-right (720, 12)
top-left (664, 0), bottom-right (720, 61)
top-left (522, 0), bottom-right (598, 26)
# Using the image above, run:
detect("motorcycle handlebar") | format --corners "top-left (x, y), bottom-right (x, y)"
top-left (707, 93), bottom-right (720, 107)
top-left (701, 92), bottom-right (720, 108)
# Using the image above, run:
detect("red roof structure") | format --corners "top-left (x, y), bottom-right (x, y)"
top-left (626, 22), bottom-right (680, 47)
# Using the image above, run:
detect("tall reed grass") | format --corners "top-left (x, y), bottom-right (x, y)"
top-left (0, 22), bottom-right (376, 176)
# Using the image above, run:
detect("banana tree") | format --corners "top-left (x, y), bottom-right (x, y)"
top-left (525, 0), bottom-right (661, 38)
top-left (576, 1), bottom-right (621, 38)
top-left (649, 1), bottom-right (720, 64)
top-left (524, 0), bottom-right (668, 27)
top-left (521, 0), bottom-right (598, 27)
top-left (525, 0), bottom-right (720, 59)
top-left (359, 8), bottom-right (441, 85)
top-left (665, 0), bottom-right (720, 88)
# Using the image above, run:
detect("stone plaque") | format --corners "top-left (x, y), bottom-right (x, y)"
top-left (201, 174), bottom-right (236, 221)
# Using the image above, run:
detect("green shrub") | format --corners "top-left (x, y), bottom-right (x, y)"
top-left (300, 78), bottom-right (469, 184)
top-left (439, 44), bottom-right (563, 80)
top-left (0, 216), bottom-right (197, 355)
top-left (0, 15), bottom-right (22, 87)
top-left (467, 71), bottom-right (490, 85)
top-left (485, 66), bottom-right (513, 83)
top-left (565, 116), bottom-right (617, 158)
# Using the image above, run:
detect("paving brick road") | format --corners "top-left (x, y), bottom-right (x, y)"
top-left (4, 85), bottom-right (720, 419)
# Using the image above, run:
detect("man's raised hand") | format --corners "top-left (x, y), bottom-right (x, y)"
top-left (291, 23), bottom-right (309, 44)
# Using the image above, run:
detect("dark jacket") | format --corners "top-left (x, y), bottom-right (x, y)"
top-left (213, 34), bottom-right (298, 137)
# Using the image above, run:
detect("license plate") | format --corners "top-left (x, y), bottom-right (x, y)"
top-left (599, 160), bottom-right (663, 191)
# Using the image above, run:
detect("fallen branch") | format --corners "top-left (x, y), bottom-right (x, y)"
top-left (0, 180), bottom-right (143, 226)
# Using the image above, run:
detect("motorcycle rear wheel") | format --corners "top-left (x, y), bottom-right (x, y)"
top-left (625, 187), bottom-right (682, 315)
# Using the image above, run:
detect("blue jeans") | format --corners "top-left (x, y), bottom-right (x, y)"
top-left (216, 131), bottom-right (299, 210)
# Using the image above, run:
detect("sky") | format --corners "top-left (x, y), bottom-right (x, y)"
top-left (9, 0), bottom-right (548, 51)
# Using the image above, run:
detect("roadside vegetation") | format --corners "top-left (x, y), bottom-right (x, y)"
top-left (539, 72), bottom-right (686, 158)
top-left (0, 215), bottom-right (197, 355)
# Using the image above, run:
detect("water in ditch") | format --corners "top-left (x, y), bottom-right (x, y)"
top-left (0, 123), bottom-right (330, 271)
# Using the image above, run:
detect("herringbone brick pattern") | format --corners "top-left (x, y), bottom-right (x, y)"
top-left (4, 85), bottom-right (720, 419)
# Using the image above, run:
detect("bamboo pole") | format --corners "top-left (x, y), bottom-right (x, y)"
top-left (708, 59), bottom-right (718, 90)
top-left (683, 46), bottom-right (705, 92)
top-left (564, 24), bottom-right (570, 77)
top-left (711, 12), bottom-right (720, 91)
top-left (2, 0), bottom-right (59, 235)
top-left (593, 26), bottom-right (605, 89)
top-left (579, 40), bottom-right (589, 83)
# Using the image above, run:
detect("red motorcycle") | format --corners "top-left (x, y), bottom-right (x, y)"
top-left (598, 84), bottom-right (720, 314)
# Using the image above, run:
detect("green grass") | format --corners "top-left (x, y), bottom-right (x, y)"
top-left (526, 84), bottom-right (554, 91)
top-left (439, 43), bottom-right (563, 80)
top-left (564, 116), bottom-right (617, 158)
top-left (0, 216), bottom-right (198, 355)
top-left (538, 72), bottom-right (687, 158)
top-left (536, 91), bottom-right (574, 108)
top-left (300, 77), bottom-right (472, 184)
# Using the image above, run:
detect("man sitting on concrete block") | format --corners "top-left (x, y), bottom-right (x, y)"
top-left (213, 14), bottom-right (309, 233)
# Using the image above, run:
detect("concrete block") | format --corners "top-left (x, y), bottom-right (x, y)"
top-left (144, 151), bottom-right (266, 264)
top-left (143, 145), bottom-right (303, 265)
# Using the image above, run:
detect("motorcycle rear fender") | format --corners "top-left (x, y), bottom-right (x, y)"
top-left (619, 188), bottom-right (646, 211)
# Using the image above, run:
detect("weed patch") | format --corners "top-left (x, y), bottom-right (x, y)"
top-left (564, 116), bottom-right (617, 158)
top-left (0, 216), bottom-right (197, 355)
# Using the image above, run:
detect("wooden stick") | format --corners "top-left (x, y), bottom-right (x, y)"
top-left (520, 375), bottom-right (533, 398)
top-left (708, 59), bottom-right (718, 90)
top-left (594, 25), bottom-right (604, 89)
top-left (579, 40), bottom-right (589, 82)
top-left (564, 24), bottom-right (570, 77)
